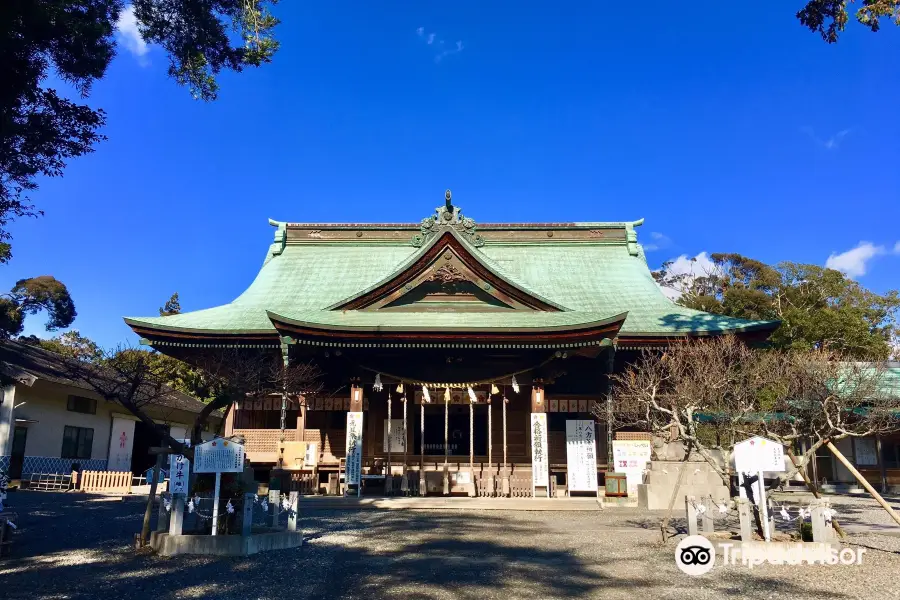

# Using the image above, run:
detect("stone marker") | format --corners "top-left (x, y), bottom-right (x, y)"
top-left (685, 496), bottom-right (699, 536)
top-left (242, 492), bottom-right (255, 537)
top-left (702, 506), bottom-right (715, 534)
top-left (169, 494), bottom-right (185, 535)
top-left (287, 491), bottom-right (299, 532)
top-left (156, 492), bottom-right (169, 533)
top-left (810, 499), bottom-right (832, 542)
top-left (736, 497), bottom-right (754, 541)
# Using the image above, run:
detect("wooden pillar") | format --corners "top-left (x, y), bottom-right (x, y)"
top-left (443, 388), bottom-right (450, 496)
top-left (877, 434), bottom-right (888, 493)
top-left (502, 394), bottom-right (509, 497)
top-left (401, 394), bottom-right (409, 494)
top-left (386, 390), bottom-right (393, 495)
top-left (487, 397), bottom-right (493, 471)
top-left (487, 396), bottom-right (494, 496)
top-left (604, 346), bottom-right (616, 468)
top-left (469, 394), bottom-right (475, 497)
top-left (224, 403), bottom-right (235, 437)
top-left (420, 398), bottom-right (426, 496)
top-left (296, 395), bottom-right (306, 441)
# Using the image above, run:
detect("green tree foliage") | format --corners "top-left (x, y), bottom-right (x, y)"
top-left (0, 275), bottom-right (76, 338)
top-left (23, 329), bottom-right (103, 362)
top-left (112, 347), bottom-right (213, 403)
top-left (654, 253), bottom-right (900, 360)
top-left (159, 292), bottom-right (181, 316)
top-left (0, 0), bottom-right (280, 256)
top-left (798, 0), bottom-right (900, 42)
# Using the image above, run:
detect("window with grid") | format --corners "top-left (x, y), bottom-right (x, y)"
top-left (61, 426), bottom-right (94, 459)
top-left (67, 395), bottom-right (97, 414)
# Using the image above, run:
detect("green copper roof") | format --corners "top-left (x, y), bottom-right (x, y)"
top-left (125, 215), bottom-right (776, 339)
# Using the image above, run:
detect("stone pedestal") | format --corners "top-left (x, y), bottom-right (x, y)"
top-left (637, 461), bottom-right (729, 510)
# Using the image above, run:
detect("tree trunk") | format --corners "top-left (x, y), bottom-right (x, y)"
top-left (140, 453), bottom-right (165, 545)
top-left (660, 442), bottom-right (693, 543)
top-left (192, 396), bottom-right (232, 445)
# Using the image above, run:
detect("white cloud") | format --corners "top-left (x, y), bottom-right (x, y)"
top-left (435, 40), bottom-right (464, 63)
top-left (802, 127), bottom-right (851, 151)
top-left (642, 232), bottom-right (671, 253)
top-left (894, 241), bottom-right (900, 254)
top-left (116, 5), bottom-right (149, 60)
top-left (656, 252), bottom-right (717, 300)
top-left (417, 28), bottom-right (463, 63)
top-left (825, 241), bottom-right (886, 278)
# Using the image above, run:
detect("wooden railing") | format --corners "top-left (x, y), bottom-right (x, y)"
top-left (77, 470), bottom-right (131, 494)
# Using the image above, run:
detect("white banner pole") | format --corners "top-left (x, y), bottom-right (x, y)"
top-left (211, 472), bottom-right (221, 536)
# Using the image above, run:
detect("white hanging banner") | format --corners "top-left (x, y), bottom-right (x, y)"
top-left (565, 420), bottom-right (598, 492)
top-left (193, 439), bottom-right (245, 473)
top-left (383, 419), bottom-right (406, 452)
top-left (531, 413), bottom-right (549, 488)
top-left (345, 412), bottom-right (364, 487)
top-left (107, 417), bottom-right (135, 473)
top-left (612, 440), bottom-right (652, 496)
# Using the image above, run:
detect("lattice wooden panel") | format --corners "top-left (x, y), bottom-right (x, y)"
top-left (614, 431), bottom-right (652, 441)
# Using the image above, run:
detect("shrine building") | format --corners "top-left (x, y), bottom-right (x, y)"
top-left (125, 191), bottom-right (776, 497)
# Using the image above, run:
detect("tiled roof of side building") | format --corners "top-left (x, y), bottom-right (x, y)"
top-left (125, 216), bottom-right (778, 339)
top-left (0, 340), bottom-right (216, 416)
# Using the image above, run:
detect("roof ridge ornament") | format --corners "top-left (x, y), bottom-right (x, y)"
top-left (411, 189), bottom-right (485, 248)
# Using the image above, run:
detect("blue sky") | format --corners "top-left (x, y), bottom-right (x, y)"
top-left (5, 3), bottom-right (899, 349)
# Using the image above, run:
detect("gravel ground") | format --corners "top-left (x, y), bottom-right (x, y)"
top-left (2, 491), bottom-right (900, 600)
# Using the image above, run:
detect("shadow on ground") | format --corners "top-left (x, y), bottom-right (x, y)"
top-left (0, 492), bottom-right (870, 599)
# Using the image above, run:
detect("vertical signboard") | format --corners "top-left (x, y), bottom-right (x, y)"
top-left (107, 417), bottom-right (136, 472)
top-left (193, 439), bottom-right (245, 473)
top-left (345, 412), bottom-right (364, 488)
top-left (168, 453), bottom-right (190, 495)
top-left (611, 440), bottom-right (652, 496)
top-left (192, 438), bottom-right (243, 536)
top-left (383, 419), bottom-right (406, 452)
top-left (565, 420), bottom-right (598, 492)
top-left (531, 413), bottom-right (549, 493)
top-left (733, 436), bottom-right (786, 542)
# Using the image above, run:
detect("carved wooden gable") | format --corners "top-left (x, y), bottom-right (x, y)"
top-left (330, 230), bottom-right (564, 313)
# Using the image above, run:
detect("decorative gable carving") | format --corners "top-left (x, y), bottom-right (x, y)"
top-left (428, 264), bottom-right (466, 284)
top-left (411, 190), bottom-right (484, 248)
top-left (329, 226), bottom-right (566, 313)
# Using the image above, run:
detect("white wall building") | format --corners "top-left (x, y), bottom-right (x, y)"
top-left (0, 341), bottom-right (219, 478)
